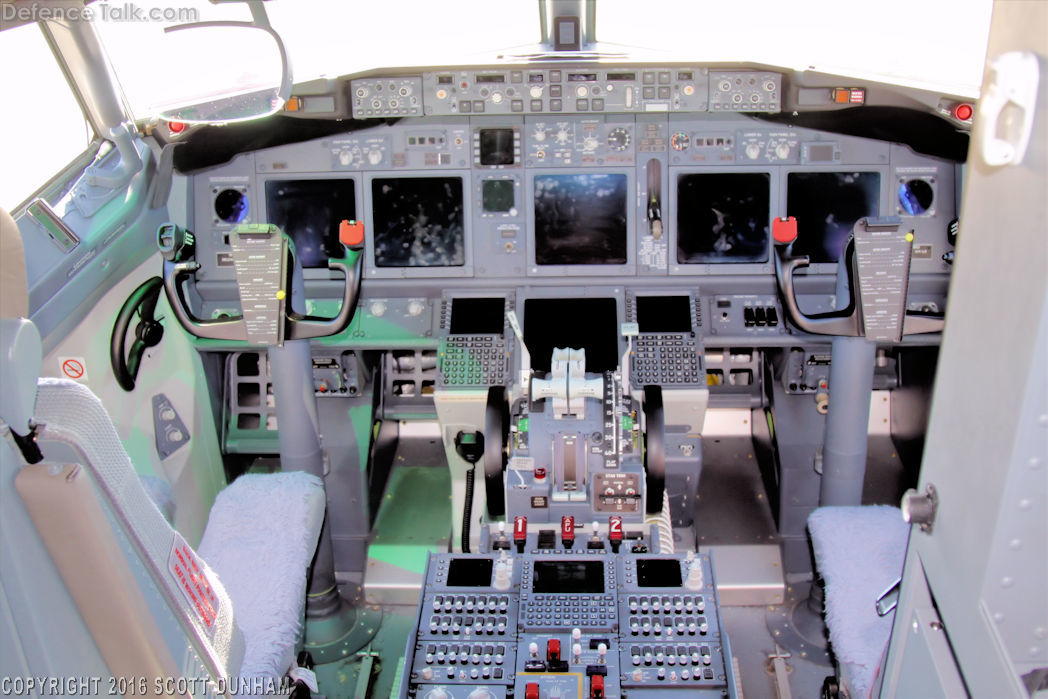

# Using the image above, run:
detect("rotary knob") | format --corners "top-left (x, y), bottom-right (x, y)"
top-left (408, 300), bottom-right (425, 317)
top-left (607, 127), bottom-right (630, 151)
top-left (745, 143), bottom-right (762, 160)
top-left (368, 149), bottom-right (383, 165)
top-left (775, 143), bottom-right (791, 160)
top-left (369, 301), bottom-right (387, 317)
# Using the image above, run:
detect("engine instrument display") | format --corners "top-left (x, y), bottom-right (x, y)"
top-left (534, 173), bottom-right (628, 266)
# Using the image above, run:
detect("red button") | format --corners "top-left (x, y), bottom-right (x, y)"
top-left (339, 219), bottom-right (365, 248)
top-left (772, 216), bottom-right (798, 244)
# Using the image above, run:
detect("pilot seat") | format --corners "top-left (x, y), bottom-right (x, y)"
top-left (0, 207), bottom-right (325, 689)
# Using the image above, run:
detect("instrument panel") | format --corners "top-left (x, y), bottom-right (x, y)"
top-left (188, 66), bottom-right (956, 353)
top-left (401, 545), bottom-right (735, 699)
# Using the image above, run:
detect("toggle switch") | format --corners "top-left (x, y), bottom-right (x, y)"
top-left (514, 516), bottom-right (528, 553)
top-left (561, 516), bottom-right (575, 549)
top-left (608, 516), bottom-right (623, 553)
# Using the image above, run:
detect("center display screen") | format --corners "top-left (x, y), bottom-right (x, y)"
top-left (532, 561), bottom-right (605, 594)
top-left (450, 297), bottom-right (505, 335)
top-left (786, 172), bottom-right (881, 263)
top-left (636, 558), bottom-right (684, 587)
top-left (265, 179), bottom-right (356, 268)
top-left (636, 295), bottom-right (693, 333)
top-left (446, 558), bottom-right (494, 587)
top-left (523, 297), bottom-right (619, 373)
top-left (534, 173), bottom-right (628, 265)
top-left (371, 177), bottom-right (465, 267)
top-left (676, 172), bottom-right (770, 263)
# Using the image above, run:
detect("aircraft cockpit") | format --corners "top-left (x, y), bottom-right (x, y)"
top-left (1, 2), bottom-right (1045, 698)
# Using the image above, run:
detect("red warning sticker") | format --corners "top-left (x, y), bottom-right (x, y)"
top-left (168, 535), bottom-right (218, 632)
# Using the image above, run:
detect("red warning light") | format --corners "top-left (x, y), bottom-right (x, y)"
top-left (168, 121), bottom-right (186, 134)
top-left (953, 103), bottom-right (973, 121)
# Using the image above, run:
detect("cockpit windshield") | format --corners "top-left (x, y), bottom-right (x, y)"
top-left (89, 0), bottom-right (992, 121)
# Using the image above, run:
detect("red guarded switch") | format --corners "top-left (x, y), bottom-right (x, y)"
top-left (547, 638), bottom-right (561, 662)
top-left (339, 219), bottom-right (365, 249)
top-left (525, 681), bottom-right (539, 699)
top-left (513, 517), bottom-right (528, 544)
top-left (561, 515), bottom-right (575, 548)
top-left (590, 673), bottom-right (605, 698)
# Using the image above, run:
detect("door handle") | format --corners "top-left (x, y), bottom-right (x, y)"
top-left (978, 51), bottom-right (1040, 167)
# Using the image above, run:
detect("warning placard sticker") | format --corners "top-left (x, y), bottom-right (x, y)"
top-left (58, 356), bottom-right (88, 381)
top-left (168, 534), bottom-right (218, 633)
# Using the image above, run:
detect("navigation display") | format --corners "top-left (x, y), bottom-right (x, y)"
top-left (533, 561), bottom-right (604, 594)
top-left (372, 177), bottom-right (465, 267)
top-left (265, 179), bottom-right (355, 268)
top-left (524, 297), bottom-right (619, 373)
top-left (534, 173), bottom-right (628, 265)
top-left (676, 173), bottom-right (769, 263)
top-left (787, 172), bottom-right (881, 263)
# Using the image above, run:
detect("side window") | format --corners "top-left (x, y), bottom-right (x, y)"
top-left (0, 23), bottom-right (96, 211)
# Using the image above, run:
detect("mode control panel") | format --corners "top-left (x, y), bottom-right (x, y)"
top-left (388, 67), bottom-right (784, 118)
top-left (399, 548), bottom-right (735, 698)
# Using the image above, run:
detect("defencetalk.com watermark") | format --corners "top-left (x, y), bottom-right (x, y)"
top-left (2, 2), bottom-right (199, 24)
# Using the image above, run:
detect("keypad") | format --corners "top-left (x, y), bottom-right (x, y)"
top-left (621, 643), bottom-right (721, 685)
top-left (423, 594), bottom-right (514, 638)
top-left (631, 334), bottom-right (702, 385)
top-left (519, 594), bottom-right (617, 630)
top-left (412, 642), bottom-right (513, 684)
top-left (440, 335), bottom-right (507, 386)
top-left (622, 595), bottom-right (710, 637)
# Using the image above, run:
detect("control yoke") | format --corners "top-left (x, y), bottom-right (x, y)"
top-left (772, 216), bottom-right (944, 341)
top-left (158, 221), bottom-right (364, 342)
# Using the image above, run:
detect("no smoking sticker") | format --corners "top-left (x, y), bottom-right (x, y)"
top-left (58, 356), bottom-right (88, 381)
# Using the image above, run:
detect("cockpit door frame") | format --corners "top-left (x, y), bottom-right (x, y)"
top-left (880, 2), bottom-right (1048, 696)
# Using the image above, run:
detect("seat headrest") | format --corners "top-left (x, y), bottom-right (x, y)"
top-left (0, 208), bottom-right (41, 448)
top-left (0, 207), bottom-right (28, 319)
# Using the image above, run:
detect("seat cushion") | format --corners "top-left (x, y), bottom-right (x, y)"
top-left (198, 472), bottom-right (325, 680)
top-left (809, 505), bottom-right (909, 699)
